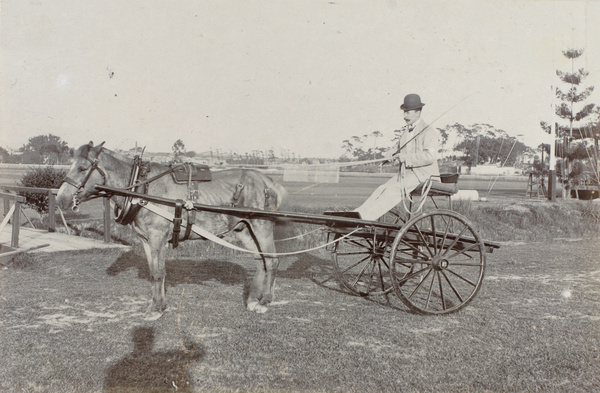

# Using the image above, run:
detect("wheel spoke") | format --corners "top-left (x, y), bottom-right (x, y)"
top-left (414, 224), bottom-right (435, 258)
top-left (340, 255), bottom-right (370, 275)
top-left (430, 215), bottom-right (438, 254)
top-left (377, 258), bottom-right (387, 290)
top-left (346, 239), bottom-right (373, 250)
top-left (424, 270), bottom-right (436, 309)
top-left (398, 264), bottom-right (431, 286)
top-left (376, 254), bottom-right (391, 270)
top-left (442, 225), bottom-right (469, 257)
top-left (407, 269), bottom-right (433, 300)
top-left (365, 258), bottom-right (378, 292)
top-left (445, 267), bottom-right (478, 287)
top-left (445, 241), bottom-right (482, 260)
top-left (437, 271), bottom-right (446, 311)
top-left (395, 239), bottom-right (430, 259)
top-left (441, 270), bottom-right (464, 303)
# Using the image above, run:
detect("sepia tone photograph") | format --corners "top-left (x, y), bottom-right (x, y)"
top-left (1, 1), bottom-right (599, 391)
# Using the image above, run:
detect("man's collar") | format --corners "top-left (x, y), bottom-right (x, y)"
top-left (407, 119), bottom-right (421, 131)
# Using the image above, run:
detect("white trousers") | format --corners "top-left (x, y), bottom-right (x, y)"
top-left (354, 171), bottom-right (424, 220)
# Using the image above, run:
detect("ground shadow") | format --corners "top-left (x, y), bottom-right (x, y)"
top-left (280, 253), bottom-right (331, 279)
top-left (280, 253), bottom-right (355, 296)
top-left (106, 250), bottom-right (247, 286)
top-left (79, 226), bottom-right (132, 245)
top-left (281, 253), bottom-right (411, 313)
top-left (104, 326), bottom-right (204, 392)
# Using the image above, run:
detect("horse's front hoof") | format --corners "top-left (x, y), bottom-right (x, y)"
top-left (144, 310), bottom-right (164, 321)
top-left (145, 302), bottom-right (166, 320)
top-left (260, 294), bottom-right (273, 305)
top-left (247, 300), bottom-right (268, 314)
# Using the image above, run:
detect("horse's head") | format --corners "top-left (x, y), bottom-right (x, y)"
top-left (57, 141), bottom-right (106, 211)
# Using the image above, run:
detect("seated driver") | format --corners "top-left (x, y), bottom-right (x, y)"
top-left (354, 94), bottom-right (440, 220)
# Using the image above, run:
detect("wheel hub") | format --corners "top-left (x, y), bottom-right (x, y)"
top-left (431, 256), bottom-right (449, 271)
top-left (373, 246), bottom-right (386, 257)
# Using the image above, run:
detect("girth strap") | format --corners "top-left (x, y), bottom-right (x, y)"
top-left (170, 199), bottom-right (184, 248)
top-left (183, 210), bottom-right (196, 241)
top-left (169, 201), bottom-right (197, 248)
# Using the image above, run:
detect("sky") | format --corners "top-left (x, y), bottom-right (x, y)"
top-left (1, 0), bottom-right (599, 158)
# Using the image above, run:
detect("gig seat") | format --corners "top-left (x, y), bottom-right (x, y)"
top-left (409, 173), bottom-right (459, 213)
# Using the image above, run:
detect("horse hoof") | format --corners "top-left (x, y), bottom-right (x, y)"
top-left (247, 301), bottom-right (268, 314)
top-left (144, 311), bottom-right (164, 321)
top-left (260, 294), bottom-right (273, 305)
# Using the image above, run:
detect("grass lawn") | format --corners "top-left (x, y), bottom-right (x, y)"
top-left (0, 237), bottom-right (599, 392)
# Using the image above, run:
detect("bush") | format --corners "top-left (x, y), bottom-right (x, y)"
top-left (18, 166), bottom-right (67, 213)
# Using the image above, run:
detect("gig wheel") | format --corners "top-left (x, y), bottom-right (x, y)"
top-left (389, 210), bottom-right (486, 315)
top-left (331, 209), bottom-right (403, 296)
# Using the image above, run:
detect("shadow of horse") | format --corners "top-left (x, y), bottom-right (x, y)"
top-left (104, 326), bottom-right (204, 392)
top-left (106, 250), bottom-right (247, 287)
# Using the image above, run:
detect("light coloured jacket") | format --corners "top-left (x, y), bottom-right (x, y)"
top-left (387, 119), bottom-right (440, 180)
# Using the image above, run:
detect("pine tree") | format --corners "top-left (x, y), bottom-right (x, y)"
top-left (546, 48), bottom-right (596, 198)
top-left (555, 49), bottom-right (595, 137)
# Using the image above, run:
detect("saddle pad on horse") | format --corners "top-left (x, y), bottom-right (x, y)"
top-left (171, 163), bottom-right (212, 184)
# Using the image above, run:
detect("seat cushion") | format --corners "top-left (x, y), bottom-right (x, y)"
top-left (411, 181), bottom-right (458, 197)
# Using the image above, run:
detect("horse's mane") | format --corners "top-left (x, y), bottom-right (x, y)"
top-left (75, 142), bottom-right (133, 165)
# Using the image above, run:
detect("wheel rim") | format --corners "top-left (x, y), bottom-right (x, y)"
top-left (390, 210), bottom-right (486, 315)
top-left (331, 209), bottom-right (403, 296)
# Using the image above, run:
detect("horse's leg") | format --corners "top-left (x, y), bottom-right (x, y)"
top-left (258, 236), bottom-right (279, 305)
top-left (140, 229), bottom-right (168, 318)
top-left (236, 220), bottom-right (279, 313)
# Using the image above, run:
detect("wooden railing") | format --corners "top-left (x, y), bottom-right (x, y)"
top-left (1, 186), bottom-right (112, 247)
top-left (2, 186), bottom-right (59, 232)
top-left (0, 192), bottom-right (27, 248)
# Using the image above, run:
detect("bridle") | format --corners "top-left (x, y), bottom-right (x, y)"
top-left (62, 154), bottom-right (107, 211)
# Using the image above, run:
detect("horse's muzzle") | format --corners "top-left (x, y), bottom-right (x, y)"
top-left (71, 196), bottom-right (81, 212)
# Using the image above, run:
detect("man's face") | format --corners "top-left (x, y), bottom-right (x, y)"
top-left (403, 109), bottom-right (420, 126)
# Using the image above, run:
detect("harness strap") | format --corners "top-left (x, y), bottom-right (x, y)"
top-left (170, 199), bottom-right (184, 248)
top-left (182, 209), bottom-right (196, 241)
top-left (232, 219), bottom-right (268, 272)
top-left (127, 165), bottom-right (178, 189)
top-left (64, 159), bottom-right (106, 191)
top-left (231, 170), bottom-right (247, 207)
top-left (115, 156), bottom-right (149, 225)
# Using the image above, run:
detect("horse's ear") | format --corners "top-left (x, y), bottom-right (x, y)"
top-left (90, 141), bottom-right (105, 157)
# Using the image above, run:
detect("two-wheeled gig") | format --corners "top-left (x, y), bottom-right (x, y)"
top-left (57, 142), bottom-right (499, 317)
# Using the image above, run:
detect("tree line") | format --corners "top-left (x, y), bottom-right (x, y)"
top-left (341, 127), bottom-right (531, 168)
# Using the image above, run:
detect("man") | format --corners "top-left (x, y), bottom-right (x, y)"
top-left (354, 94), bottom-right (439, 220)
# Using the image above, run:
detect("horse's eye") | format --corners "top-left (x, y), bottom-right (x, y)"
top-left (78, 166), bottom-right (87, 172)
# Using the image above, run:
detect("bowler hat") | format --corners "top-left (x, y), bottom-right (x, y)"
top-left (400, 94), bottom-right (425, 111)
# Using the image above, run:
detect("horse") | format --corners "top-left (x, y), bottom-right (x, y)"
top-left (56, 142), bottom-right (286, 318)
